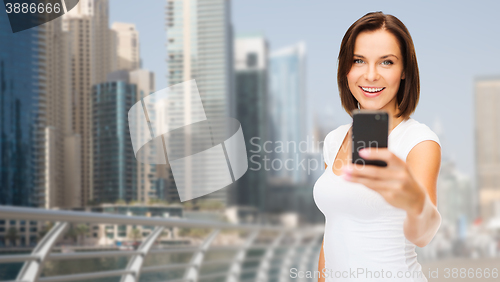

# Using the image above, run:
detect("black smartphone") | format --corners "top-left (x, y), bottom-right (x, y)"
top-left (351, 109), bottom-right (389, 167)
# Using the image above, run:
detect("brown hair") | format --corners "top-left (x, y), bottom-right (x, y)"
top-left (337, 11), bottom-right (419, 119)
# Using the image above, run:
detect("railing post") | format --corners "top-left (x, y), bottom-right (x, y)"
top-left (297, 233), bottom-right (323, 282)
top-left (16, 221), bottom-right (68, 282)
top-left (225, 230), bottom-right (259, 282)
top-left (278, 232), bottom-right (303, 282)
top-left (255, 231), bottom-right (286, 282)
top-left (183, 229), bottom-right (220, 282)
top-left (120, 226), bottom-right (165, 282)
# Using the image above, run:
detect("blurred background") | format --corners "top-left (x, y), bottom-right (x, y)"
top-left (1, 0), bottom-right (500, 281)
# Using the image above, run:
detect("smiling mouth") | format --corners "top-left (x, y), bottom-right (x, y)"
top-left (360, 86), bottom-right (385, 93)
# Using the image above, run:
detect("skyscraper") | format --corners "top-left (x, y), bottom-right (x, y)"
top-left (166, 0), bottom-right (233, 204)
top-left (437, 161), bottom-right (475, 228)
top-left (110, 21), bottom-right (160, 204)
top-left (128, 69), bottom-right (159, 203)
top-left (39, 16), bottom-right (82, 209)
top-left (268, 42), bottom-right (307, 183)
top-left (1, 6), bottom-right (83, 209)
top-left (93, 68), bottom-right (161, 204)
top-left (63, 0), bottom-right (116, 206)
top-left (111, 22), bottom-right (140, 71)
top-left (475, 77), bottom-right (500, 220)
top-left (93, 71), bottom-right (137, 203)
top-left (0, 8), bottom-right (42, 207)
top-left (232, 34), bottom-right (269, 210)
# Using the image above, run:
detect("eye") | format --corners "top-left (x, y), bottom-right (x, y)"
top-left (353, 59), bottom-right (364, 64)
top-left (381, 60), bottom-right (394, 66)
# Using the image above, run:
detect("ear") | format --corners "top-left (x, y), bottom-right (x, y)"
top-left (401, 71), bottom-right (405, 80)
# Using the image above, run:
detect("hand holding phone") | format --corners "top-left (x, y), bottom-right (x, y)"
top-left (351, 109), bottom-right (388, 167)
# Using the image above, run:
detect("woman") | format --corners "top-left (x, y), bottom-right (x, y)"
top-left (313, 11), bottom-right (441, 282)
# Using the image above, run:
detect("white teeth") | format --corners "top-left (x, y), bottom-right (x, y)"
top-left (361, 87), bottom-right (384, 92)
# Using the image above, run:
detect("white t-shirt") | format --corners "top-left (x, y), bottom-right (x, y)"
top-left (313, 117), bottom-right (440, 282)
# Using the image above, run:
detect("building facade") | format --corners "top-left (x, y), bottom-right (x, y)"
top-left (268, 42), bottom-right (307, 184)
top-left (128, 69), bottom-right (161, 203)
top-left (0, 7), bottom-right (43, 207)
top-left (63, 0), bottom-right (116, 206)
top-left (93, 77), bottom-right (137, 203)
top-left (475, 77), bottom-right (500, 221)
top-left (166, 0), bottom-right (234, 204)
top-left (232, 34), bottom-right (269, 210)
top-left (111, 22), bottom-right (140, 71)
top-left (39, 16), bottom-right (83, 209)
top-left (437, 160), bottom-right (475, 230)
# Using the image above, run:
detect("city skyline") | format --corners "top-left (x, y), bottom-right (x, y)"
top-left (0, 0), bottom-right (494, 210)
top-left (1, 1), bottom-right (499, 279)
top-left (110, 0), bottom-right (500, 184)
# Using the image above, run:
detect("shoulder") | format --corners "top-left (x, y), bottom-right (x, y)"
top-left (323, 123), bottom-right (351, 146)
top-left (322, 123), bottom-right (351, 165)
top-left (401, 118), bottom-right (441, 146)
top-left (394, 118), bottom-right (441, 162)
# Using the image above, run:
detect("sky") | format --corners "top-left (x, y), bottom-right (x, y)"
top-left (110, 0), bottom-right (500, 184)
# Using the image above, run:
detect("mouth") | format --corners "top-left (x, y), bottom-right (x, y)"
top-left (359, 86), bottom-right (385, 97)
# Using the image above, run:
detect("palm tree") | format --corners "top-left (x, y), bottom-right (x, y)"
top-left (75, 224), bottom-right (89, 246)
top-left (115, 199), bottom-right (126, 205)
top-left (128, 228), bottom-right (142, 249)
top-left (129, 200), bottom-right (140, 206)
top-left (65, 225), bottom-right (78, 244)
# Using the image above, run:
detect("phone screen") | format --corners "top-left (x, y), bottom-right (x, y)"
top-left (351, 110), bottom-right (389, 167)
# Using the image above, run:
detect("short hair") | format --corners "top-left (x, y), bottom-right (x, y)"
top-left (337, 11), bottom-right (419, 119)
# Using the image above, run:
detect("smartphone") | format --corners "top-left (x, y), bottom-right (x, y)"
top-left (351, 109), bottom-right (389, 167)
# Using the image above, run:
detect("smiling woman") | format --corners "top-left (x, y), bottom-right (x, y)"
top-left (348, 29), bottom-right (406, 110)
top-left (337, 11), bottom-right (420, 122)
top-left (313, 11), bottom-right (441, 282)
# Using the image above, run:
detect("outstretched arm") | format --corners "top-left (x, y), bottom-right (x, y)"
top-left (341, 140), bottom-right (442, 248)
top-left (403, 140), bottom-right (442, 247)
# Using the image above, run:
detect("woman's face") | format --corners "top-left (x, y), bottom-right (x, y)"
top-left (346, 29), bottom-right (405, 114)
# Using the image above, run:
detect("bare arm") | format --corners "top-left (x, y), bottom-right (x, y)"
top-left (403, 140), bottom-right (442, 247)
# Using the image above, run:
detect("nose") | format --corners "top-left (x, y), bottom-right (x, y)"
top-left (364, 64), bottom-right (380, 81)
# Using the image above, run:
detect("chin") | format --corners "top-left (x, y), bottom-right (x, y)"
top-left (359, 103), bottom-right (383, 110)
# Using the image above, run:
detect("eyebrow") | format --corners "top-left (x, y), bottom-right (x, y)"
top-left (354, 54), bottom-right (399, 59)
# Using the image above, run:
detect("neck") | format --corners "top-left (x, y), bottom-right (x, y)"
top-left (358, 104), bottom-right (405, 133)
top-left (389, 114), bottom-right (405, 134)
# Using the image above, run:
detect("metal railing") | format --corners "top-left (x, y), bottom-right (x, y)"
top-left (0, 205), bottom-right (323, 282)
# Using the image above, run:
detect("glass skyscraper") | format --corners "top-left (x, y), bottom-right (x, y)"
top-left (233, 34), bottom-right (269, 211)
top-left (166, 0), bottom-right (233, 204)
top-left (0, 8), bottom-right (43, 206)
top-left (268, 42), bottom-right (307, 183)
top-left (93, 80), bottom-right (137, 203)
